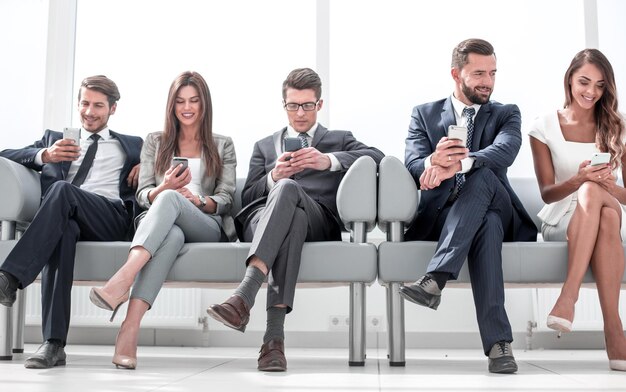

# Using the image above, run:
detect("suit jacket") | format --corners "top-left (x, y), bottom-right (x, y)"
top-left (404, 97), bottom-right (537, 242)
top-left (0, 129), bottom-right (143, 225)
top-left (135, 132), bottom-right (238, 242)
top-left (237, 125), bottom-right (385, 239)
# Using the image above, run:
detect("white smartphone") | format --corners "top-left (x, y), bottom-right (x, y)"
top-left (63, 127), bottom-right (81, 144)
top-left (448, 125), bottom-right (468, 146)
top-left (590, 152), bottom-right (610, 166)
top-left (171, 157), bottom-right (189, 176)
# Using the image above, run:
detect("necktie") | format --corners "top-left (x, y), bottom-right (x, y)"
top-left (453, 107), bottom-right (476, 196)
top-left (72, 134), bottom-right (101, 187)
top-left (298, 132), bottom-right (309, 148)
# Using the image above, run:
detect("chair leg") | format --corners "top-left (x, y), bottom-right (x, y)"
top-left (386, 282), bottom-right (405, 366)
top-left (12, 289), bottom-right (26, 354)
top-left (1, 220), bottom-right (15, 360)
top-left (0, 307), bottom-right (13, 360)
top-left (349, 282), bottom-right (366, 366)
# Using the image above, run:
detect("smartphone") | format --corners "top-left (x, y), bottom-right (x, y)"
top-left (590, 152), bottom-right (610, 166)
top-left (63, 127), bottom-right (81, 144)
top-left (171, 157), bottom-right (188, 176)
top-left (283, 137), bottom-right (302, 160)
top-left (447, 125), bottom-right (468, 146)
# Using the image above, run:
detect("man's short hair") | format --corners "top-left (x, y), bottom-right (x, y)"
top-left (282, 68), bottom-right (322, 100)
top-left (451, 39), bottom-right (495, 69)
top-left (78, 75), bottom-right (121, 107)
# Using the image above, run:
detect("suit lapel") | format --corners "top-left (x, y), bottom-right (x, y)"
top-left (472, 103), bottom-right (492, 150)
top-left (441, 98), bottom-right (456, 138)
top-left (272, 128), bottom-right (286, 158)
top-left (311, 125), bottom-right (327, 148)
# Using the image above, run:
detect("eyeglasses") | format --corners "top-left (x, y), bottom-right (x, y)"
top-left (284, 101), bottom-right (318, 111)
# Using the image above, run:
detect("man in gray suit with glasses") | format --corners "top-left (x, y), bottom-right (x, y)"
top-left (206, 67), bottom-right (384, 372)
top-left (400, 39), bottom-right (537, 374)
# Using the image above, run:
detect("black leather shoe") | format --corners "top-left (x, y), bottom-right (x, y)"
top-left (398, 275), bottom-right (441, 310)
top-left (0, 271), bottom-right (18, 307)
top-left (24, 341), bottom-right (67, 369)
top-left (488, 341), bottom-right (517, 374)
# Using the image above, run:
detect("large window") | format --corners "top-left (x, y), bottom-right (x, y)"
top-left (74, 0), bottom-right (317, 173)
top-left (329, 0), bottom-right (586, 177)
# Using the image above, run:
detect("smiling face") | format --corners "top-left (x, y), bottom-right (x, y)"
top-left (78, 87), bottom-right (116, 133)
top-left (568, 62), bottom-right (605, 111)
top-left (175, 85), bottom-right (202, 129)
top-left (452, 53), bottom-right (497, 105)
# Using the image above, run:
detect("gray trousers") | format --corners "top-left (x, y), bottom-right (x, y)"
top-left (131, 190), bottom-right (222, 306)
top-left (243, 179), bottom-right (338, 311)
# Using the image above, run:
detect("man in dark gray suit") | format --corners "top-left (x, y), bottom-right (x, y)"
top-left (207, 68), bottom-right (384, 372)
top-left (400, 39), bottom-right (537, 374)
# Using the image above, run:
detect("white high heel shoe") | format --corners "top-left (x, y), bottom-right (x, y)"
top-left (546, 315), bottom-right (572, 333)
top-left (609, 360), bottom-right (626, 371)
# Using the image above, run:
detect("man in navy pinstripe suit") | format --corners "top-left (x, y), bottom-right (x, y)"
top-left (400, 39), bottom-right (537, 374)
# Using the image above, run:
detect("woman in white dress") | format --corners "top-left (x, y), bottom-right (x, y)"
top-left (529, 48), bottom-right (626, 371)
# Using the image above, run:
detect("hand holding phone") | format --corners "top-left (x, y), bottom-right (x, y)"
top-left (63, 127), bottom-right (81, 144)
top-left (171, 157), bottom-right (189, 176)
top-left (447, 125), bottom-right (468, 147)
top-left (283, 137), bottom-right (302, 161)
top-left (590, 152), bottom-right (610, 166)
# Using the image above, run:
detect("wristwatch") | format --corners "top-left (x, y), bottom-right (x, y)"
top-left (198, 195), bottom-right (207, 209)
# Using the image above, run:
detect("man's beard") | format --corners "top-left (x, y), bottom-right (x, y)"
top-left (461, 81), bottom-right (491, 105)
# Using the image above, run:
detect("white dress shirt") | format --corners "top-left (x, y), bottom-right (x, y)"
top-left (36, 128), bottom-right (126, 200)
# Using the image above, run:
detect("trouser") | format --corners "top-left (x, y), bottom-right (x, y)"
top-left (243, 179), bottom-right (339, 311)
top-left (130, 190), bottom-right (223, 306)
top-left (0, 181), bottom-right (130, 344)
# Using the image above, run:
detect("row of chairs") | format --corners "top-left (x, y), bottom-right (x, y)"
top-left (1, 155), bottom-right (608, 367)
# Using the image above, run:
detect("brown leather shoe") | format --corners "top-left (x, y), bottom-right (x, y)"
top-left (206, 295), bottom-right (250, 332)
top-left (258, 338), bottom-right (287, 372)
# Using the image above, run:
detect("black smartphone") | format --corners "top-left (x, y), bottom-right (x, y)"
top-left (283, 137), bottom-right (302, 160)
top-left (171, 157), bottom-right (188, 176)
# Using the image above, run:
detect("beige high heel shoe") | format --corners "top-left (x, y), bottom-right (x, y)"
top-left (112, 353), bottom-right (137, 370)
top-left (89, 287), bottom-right (130, 322)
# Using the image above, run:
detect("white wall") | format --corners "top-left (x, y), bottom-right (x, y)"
top-left (3, 0), bottom-right (626, 345)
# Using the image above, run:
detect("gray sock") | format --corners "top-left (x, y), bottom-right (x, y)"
top-left (263, 306), bottom-right (286, 343)
top-left (234, 266), bottom-right (265, 308)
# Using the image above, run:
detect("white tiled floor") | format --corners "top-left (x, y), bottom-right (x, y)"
top-left (1, 345), bottom-right (625, 391)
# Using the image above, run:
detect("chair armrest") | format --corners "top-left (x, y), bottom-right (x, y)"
top-left (377, 156), bottom-right (418, 233)
top-left (0, 157), bottom-right (41, 222)
top-left (337, 156), bottom-right (377, 232)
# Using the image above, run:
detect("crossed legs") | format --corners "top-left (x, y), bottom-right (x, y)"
top-left (549, 182), bottom-right (626, 362)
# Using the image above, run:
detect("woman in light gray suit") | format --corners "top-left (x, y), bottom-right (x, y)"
top-left (89, 71), bottom-right (237, 369)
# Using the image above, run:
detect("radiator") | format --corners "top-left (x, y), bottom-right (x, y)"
top-left (534, 287), bottom-right (626, 331)
top-left (25, 284), bottom-right (202, 328)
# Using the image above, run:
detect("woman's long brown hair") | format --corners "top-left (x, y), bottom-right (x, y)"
top-left (154, 71), bottom-right (222, 178)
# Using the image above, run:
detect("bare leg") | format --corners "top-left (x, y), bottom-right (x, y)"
top-left (100, 247), bottom-right (152, 298)
top-left (550, 182), bottom-right (620, 322)
top-left (115, 298), bottom-right (150, 360)
top-left (589, 207), bottom-right (626, 361)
